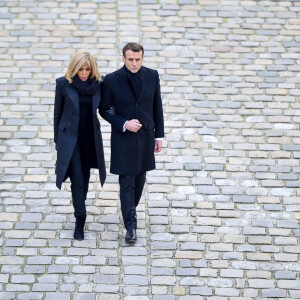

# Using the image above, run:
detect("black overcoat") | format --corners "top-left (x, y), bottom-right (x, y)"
top-left (100, 65), bottom-right (164, 175)
top-left (54, 77), bottom-right (106, 189)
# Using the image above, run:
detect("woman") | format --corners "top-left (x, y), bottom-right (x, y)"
top-left (54, 51), bottom-right (106, 240)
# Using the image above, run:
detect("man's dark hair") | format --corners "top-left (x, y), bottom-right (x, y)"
top-left (122, 43), bottom-right (144, 58)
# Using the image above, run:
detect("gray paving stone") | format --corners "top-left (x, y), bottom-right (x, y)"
top-left (151, 268), bottom-right (173, 276)
top-left (32, 284), bottom-right (57, 292)
top-left (18, 293), bottom-right (43, 300)
top-left (275, 271), bottom-right (297, 279)
top-left (48, 266), bottom-right (69, 274)
top-left (124, 266), bottom-right (147, 275)
top-left (11, 275), bottom-right (35, 284)
top-left (24, 266), bottom-right (45, 274)
top-left (0, 292), bottom-right (17, 300)
top-left (37, 275), bottom-right (59, 283)
top-left (73, 294), bottom-right (95, 300)
top-left (93, 274), bottom-right (118, 284)
top-left (277, 220), bottom-right (299, 229)
top-left (189, 286), bottom-right (212, 295)
top-left (59, 284), bottom-right (75, 292)
top-left (44, 293), bottom-right (70, 300)
top-left (261, 288), bottom-right (286, 298)
top-left (27, 257), bottom-right (52, 265)
top-left (123, 275), bottom-right (148, 285)
top-left (153, 296), bottom-right (175, 300)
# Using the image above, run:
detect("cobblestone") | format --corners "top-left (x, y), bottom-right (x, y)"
top-left (1, 0), bottom-right (300, 299)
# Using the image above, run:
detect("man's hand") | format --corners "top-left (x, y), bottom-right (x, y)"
top-left (154, 140), bottom-right (162, 153)
top-left (125, 119), bottom-right (142, 132)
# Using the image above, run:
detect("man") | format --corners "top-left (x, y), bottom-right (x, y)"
top-left (100, 42), bottom-right (164, 243)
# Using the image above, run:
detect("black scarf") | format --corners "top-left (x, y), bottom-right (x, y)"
top-left (124, 66), bottom-right (142, 100)
top-left (71, 75), bottom-right (98, 95)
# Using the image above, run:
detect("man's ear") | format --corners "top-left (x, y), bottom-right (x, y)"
top-left (122, 56), bottom-right (125, 63)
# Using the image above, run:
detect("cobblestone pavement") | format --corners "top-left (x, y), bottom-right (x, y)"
top-left (0, 0), bottom-right (300, 299)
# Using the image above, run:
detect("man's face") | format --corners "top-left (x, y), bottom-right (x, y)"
top-left (123, 50), bottom-right (143, 73)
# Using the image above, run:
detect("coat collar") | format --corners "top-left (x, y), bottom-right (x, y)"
top-left (116, 65), bottom-right (147, 103)
top-left (64, 81), bottom-right (100, 115)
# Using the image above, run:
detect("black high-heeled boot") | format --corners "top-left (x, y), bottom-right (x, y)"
top-left (74, 216), bottom-right (86, 241)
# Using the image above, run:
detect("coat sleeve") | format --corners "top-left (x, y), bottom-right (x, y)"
top-left (99, 75), bottom-right (127, 133)
top-left (153, 71), bottom-right (164, 138)
top-left (53, 79), bottom-right (64, 148)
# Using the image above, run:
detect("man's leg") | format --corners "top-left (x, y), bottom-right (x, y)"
top-left (119, 175), bottom-right (136, 231)
top-left (134, 171), bottom-right (146, 207)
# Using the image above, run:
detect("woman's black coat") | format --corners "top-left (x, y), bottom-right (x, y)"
top-left (54, 77), bottom-right (106, 189)
top-left (100, 65), bottom-right (164, 175)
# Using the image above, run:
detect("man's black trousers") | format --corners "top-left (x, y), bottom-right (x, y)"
top-left (119, 172), bottom-right (146, 231)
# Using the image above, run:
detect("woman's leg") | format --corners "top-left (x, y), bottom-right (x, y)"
top-left (78, 143), bottom-right (92, 201)
top-left (68, 143), bottom-right (87, 240)
top-left (69, 143), bottom-right (86, 218)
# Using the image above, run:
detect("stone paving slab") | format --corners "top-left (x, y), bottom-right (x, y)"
top-left (1, 0), bottom-right (300, 299)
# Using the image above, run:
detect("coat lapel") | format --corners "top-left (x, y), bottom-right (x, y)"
top-left (116, 67), bottom-right (135, 103)
top-left (136, 67), bottom-right (147, 103)
top-left (65, 83), bottom-right (80, 114)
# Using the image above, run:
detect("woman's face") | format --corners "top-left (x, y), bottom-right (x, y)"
top-left (77, 64), bottom-right (91, 81)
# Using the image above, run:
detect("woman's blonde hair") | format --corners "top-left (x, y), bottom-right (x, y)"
top-left (65, 51), bottom-right (102, 83)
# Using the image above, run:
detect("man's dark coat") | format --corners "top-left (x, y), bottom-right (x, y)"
top-left (100, 65), bottom-right (164, 175)
top-left (54, 77), bottom-right (106, 189)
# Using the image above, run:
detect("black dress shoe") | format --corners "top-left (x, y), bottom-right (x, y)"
top-left (125, 228), bottom-right (137, 243)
